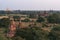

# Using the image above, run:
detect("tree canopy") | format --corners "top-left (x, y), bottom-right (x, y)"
top-left (47, 14), bottom-right (60, 23)
top-left (48, 26), bottom-right (60, 40)
top-left (0, 18), bottom-right (10, 28)
top-left (36, 16), bottom-right (45, 23)
top-left (13, 27), bottom-right (49, 40)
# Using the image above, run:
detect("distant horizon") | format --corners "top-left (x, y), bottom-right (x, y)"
top-left (0, 9), bottom-right (60, 11)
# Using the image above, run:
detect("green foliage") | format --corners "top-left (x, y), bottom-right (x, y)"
top-left (29, 14), bottom-right (36, 18)
top-left (47, 14), bottom-right (60, 23)
top-left (42, 23), bottom-right (48, 27)
top-left (36, 17), bottom-right (45, 23)
top-left (0, 18), bottom-right (10, 28)
top-left (13, 16), bottom-right (20, 21)
top-left (13, 16), bottom-right (20, 19)
top-left (47, 15), bottom-right (56, 23)
top-left (48, 26), bottom-right (60, 40)
top-left (12, 36), bottom-right (25, 40)
top-left (21, 18), bottom-right (30, 22)
top-left (0, 28), bottom-right (8, 40)
top-left (14, 27), bottom-right (49, 40)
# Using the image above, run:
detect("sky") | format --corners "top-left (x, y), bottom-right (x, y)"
top-left (0, 0), bottom-right (60, 10)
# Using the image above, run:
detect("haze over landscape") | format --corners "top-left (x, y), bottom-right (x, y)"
top-left (0, 0), bottom-right (60, 10)
top-left (1, 0), bottom-right (60, 40)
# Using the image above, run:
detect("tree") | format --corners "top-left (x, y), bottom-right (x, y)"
top-left (42, 23), bottom-right (48, 27)
top-left (0, 18), bottom-right (10, 28)
top-left (29, 14), bottom-right (36, 18)
top-left (47, 14), bottom-right (60, 23)
top-left (21, 18), bottom-right (30, 22)
top-left (13, 16), bottom-right (20, 21)
top-left (13, 27), bottom-right (49, 40)
top-left (12, 36), bottom-right (25, 40)
top-left (47, 15), bottom-right (56, 23)
top-left (48, 26), bottom-right (60, 40)
top-left (36, 16), bottom-right (45, 23)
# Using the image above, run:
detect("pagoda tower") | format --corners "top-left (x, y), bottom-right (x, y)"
top-left (6, 8), bottom-right (16, 38)
top-left (6, 8), bottom-right (22, 38)
top-left (7, 19), bottom-right (16, 38)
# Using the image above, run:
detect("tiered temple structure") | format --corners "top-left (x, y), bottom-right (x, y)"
top-left (7, 16), bottom-right (21, 38)
top-left (6, 9), bottom-right (21, 38)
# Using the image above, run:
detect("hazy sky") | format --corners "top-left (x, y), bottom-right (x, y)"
top-left (0, 0), bottom-right (60, 10)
